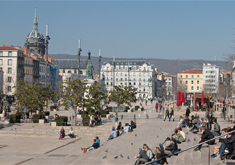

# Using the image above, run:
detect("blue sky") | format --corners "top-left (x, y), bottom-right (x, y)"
top-left (1, 1), bottom-right (235, 61)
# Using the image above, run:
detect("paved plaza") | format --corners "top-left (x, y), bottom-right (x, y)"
top-left (0, 102), bottom-right (234, 165)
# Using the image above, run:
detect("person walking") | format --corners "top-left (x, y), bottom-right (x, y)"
top-left (163, 109), bottom-right (170, 121)
top-left (186, 106), bottom-right (190, 118)
top-left (115, 112), bottom-right (118, 128)
top-left (222, 105), bottom-right (226, 120)
top-left (169, 108), bottom-right (175, 121)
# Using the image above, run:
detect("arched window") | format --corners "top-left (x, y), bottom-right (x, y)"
top-left (68, 70), bottom-right (71, 73)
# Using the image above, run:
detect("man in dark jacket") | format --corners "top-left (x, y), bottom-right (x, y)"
top-left (164, 139), bottom-right (178, 155)
top-left (186, 107), bottom-right (190, 117)
top-left (134, 148), bottom-right (149, 165)
top-left (220, 129), bottom-right (235, 159)
top-left (169, 108), bottom-right (174, 121)
top-left (194, 126), bottom-right (214, 151)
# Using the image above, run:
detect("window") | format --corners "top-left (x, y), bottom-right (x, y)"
top-left (191, 80), bottom-right (194, 84)
top-left (197, 80), bottom-right (199, 84)
top-left (139, 73), bottom-right (141, 76)
top-left (197, 86), bottom-right (199, 90)
top-left (180, 75), bottom-right (182, 78)
top-left (197, 75), bottom-right (199, 78)
top-left (116, 78), bottom-right (118, 81)
top-left (7, 86), bottom-right (11, 92)
top-left (129, 82), bottom-right (131, 85)
top-left (106, 82), bottom-right (109, 85)
top-left (7, 77), bottom-right (11, 82)
top-left (8, 51), bottom-right (12, 56)
top-left (0, 59), bottom-right (2, 65)
top-left (125, 78), bottom-right (127, 81)
top-left (133, 73), bottom-right (135, 76)
top-left (134, 82), bottom-right (136, 85)
top-left (180, 80), bottom-right (182, 84)
top-left (192, 75), bottom-right (194, 78)
top-left (8, 68), bottom-right (12, 74)
top-left (0, 51), bottom-right (2, 56)
top-left (186, 86), bottom-right (188, 90)
top-left (0, 67), bottom-right (2, 71)
top-left (139, 78), bottom-right (141, 81)
top-left (191, 86), bottom-right (194, 90)
top-left (116, 73), bottom-right (118, 76)
top-left (185, 80), bottom-right (188, 84)
top-left (120, 73), bottom-right (123, 76)
top-left (186, 75), bottom-right (188, 78)
top-left (120, 78), bottom-right (123, 81)
top-left (139, 83), bottom-right (141, 85)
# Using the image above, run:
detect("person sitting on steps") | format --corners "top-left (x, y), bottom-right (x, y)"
top-left (68, 127), bottom-right (75, 138)
top-left (193, 126), bottom-right (215, 152)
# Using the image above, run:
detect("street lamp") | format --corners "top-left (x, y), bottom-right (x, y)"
top-left (99, 48), bottom-right (102, 83)
top-left (78, 39), bottom-right (82, 80)
top-left (45, 24), bottom-right (50, 86)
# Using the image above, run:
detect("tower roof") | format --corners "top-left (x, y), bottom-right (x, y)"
top-left (26, 7), bottom-right (45, 44)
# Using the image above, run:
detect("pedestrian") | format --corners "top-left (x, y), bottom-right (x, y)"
top-left (169, 108), bottom-right (175, 121)
top-left (155, 103), bottom-right (158, 112)
top-left (186, 106), bottom-right (190, 118)
top-left (163, 109), bottom-right (170, 121)
top-left (115, 112), bottom-right (118, 128)
top-left (222, 105), bottom-right (226, 120)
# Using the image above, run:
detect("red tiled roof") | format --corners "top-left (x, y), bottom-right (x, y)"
top-left (0, 46), bottom-right (20, 50)
top-left (179, 69), bottom-right (202, 74)
top-left (164, 74), bottom-right (176, 77)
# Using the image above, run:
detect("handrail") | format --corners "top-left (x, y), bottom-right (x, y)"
top-left (145, 129), bottom-right (235, 165)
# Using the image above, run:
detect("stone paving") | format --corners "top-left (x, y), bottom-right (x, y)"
top-left (0, 101), bottom-right (234, 165)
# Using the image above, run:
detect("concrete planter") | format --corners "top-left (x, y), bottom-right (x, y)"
top-left (0, 124), bottom-right (3, 128)
top-left (77, 115), bottom-right (82, 119)
top-left (128, 110), bottom-right (132, 113)
top-left (39, 119), bottom-right (45, 124)
top-left (51, 122), bottom-right (57, 127)
top-left (0, 114), bottom-right (4, 118)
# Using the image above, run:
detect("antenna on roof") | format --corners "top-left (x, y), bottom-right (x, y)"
top-left (113, 55), bottom-right (115, 61)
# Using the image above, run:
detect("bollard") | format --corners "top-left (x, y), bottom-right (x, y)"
top-left (134, 114), bottom-right (136, 120)
top-left (121, 114), bottom-right (123, 119)
top-left (146, 114), bottom-right (149, 119)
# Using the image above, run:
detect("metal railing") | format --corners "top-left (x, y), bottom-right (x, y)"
top-left (145, 129), bottom-right (235, 165)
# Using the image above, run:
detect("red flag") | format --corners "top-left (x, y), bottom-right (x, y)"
top-left (182, 92), bottom-right (185, 103)
top-left (201, 91), bottom-right (204, 106)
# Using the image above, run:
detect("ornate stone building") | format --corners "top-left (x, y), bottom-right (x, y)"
top-left (24, 8), bottom-right (45, 57)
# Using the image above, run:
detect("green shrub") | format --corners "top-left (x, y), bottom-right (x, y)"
top-left (108, 107), bottom-right (112, 112)
top-left (82, 116), bottom-right (90, 126)
top-left (10, 114), bottom-right (21, 123)
top-left (90, 109), bottom-right (95, 114)
top-left (32, 114), bottom-right (40, 123)
top-left (135, 106), bottom-right (140, 110)
top-left (50, 106), bottom-right (57, 111)
top-left (40, 111), bottom-right (50, 116)
top-left (56, 116), bottom-right (68, 126)
top-left (126, 106), bottom-right (130, 110)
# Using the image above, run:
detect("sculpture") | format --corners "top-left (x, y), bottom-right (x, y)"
top-left (86, 60), bottom-right (93, 79)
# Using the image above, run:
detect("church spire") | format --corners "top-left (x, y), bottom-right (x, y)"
top-left (33, 7), bottom-right (38, 30)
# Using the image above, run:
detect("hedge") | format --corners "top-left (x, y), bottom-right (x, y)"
top-left (101, 110), bottom-right (109, 118)
top-left (40, 111), bottom-right (50, 116)
top-left (56, 116), bottom-right (68, 126)
top-left (108, 107), bottom-right (112, 112)
top-left (50, 106), bottom-right (57, 111)
top-left (10, 114), bottom-right (21, 123)
top-left (32, 114), bottom-right (41, 123)
top-left (135, 106), bottom-right (140, 110)
top-left (82, 116), bottom-right (90, 126)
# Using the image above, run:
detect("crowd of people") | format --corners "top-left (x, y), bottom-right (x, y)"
top-left (107, 120), bottom-right (136, 141)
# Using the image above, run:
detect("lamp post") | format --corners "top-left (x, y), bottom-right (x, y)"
top-left (45, 24), bottom-right (50, 87)
top-left (78, 39), bottom-right (82, 80)
top-left (99, 48), bottom-right (102, 83)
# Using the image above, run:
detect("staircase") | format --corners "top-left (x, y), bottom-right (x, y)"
top-left (0, 123), bottom-right (112, 140)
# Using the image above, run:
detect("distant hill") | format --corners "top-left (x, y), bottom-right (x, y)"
top-left (50, 54), bottom-right (232, 75)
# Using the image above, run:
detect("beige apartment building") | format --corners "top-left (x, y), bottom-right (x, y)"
top-left (24, 54), bottom-right (33, 84)
top-left (177, 69), bottom-right (203, 95)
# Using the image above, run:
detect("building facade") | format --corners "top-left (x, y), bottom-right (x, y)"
top-left (100, 60), bottom-right (156, 99)
top-left (177, 69), bottom-right (203, 96)
top-left (202, 63), bottom-right (220, 94)
top-left (164, 74), bottom-right (176, 100)
top-left (23, 54), bottom-right (34, 84)
top-left (0, 46), bottom-right (25, 95)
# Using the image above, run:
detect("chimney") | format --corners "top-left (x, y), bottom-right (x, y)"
top-left (113, 55), bottom-right (115, 61)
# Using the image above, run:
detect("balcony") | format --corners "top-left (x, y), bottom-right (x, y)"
top-left (24, 64), bottom-right (34, 67)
